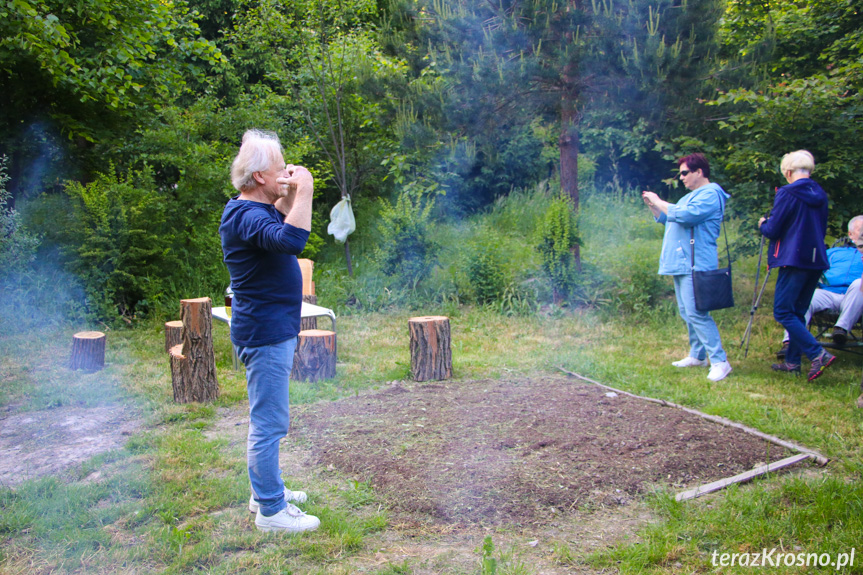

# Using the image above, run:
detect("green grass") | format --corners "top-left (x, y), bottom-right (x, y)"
top-left (1, 193), bottom-right (862, 573)
top-left (2, 304), bottom-right (860, 573)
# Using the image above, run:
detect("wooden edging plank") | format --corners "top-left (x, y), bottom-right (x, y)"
top-left (675, 453), bottom-right (812, 501)
top-left (557, 368), bottom-right (830, 501)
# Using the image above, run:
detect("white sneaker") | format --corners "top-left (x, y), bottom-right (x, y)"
top-left (255, 503), bottom-right (320, 533)
top-left (672, 357), bottom-right (709, 368)
top-left (707, 361), bottom-right (732, 382)
top-left (249, 488), bottom-right (308, 513)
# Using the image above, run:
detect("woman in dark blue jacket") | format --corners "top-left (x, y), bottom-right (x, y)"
top-left (758, 150), bottom-right (834, 381)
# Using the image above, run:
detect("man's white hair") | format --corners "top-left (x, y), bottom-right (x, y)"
top-left (780, 150), bottom-right (815, 176)
top-left (231, 129), bottom-right (282, 192)
top-left (848, 215), bottom-right (863, 237)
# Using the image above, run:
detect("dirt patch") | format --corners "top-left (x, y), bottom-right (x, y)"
top-left (295, 375), bottom-right (793, 528)
top-left (0, 405), bottom-right (141, 487)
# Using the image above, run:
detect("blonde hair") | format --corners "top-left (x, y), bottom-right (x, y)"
top-left (780, 150), bottom-right (815, 176)
top-left (230, 129), bottom-right (282, 192)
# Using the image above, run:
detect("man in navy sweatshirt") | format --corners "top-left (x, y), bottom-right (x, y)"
top-left (759, 150), bottom-right (835, 382)
top-left (219, 129), bottom-right (319, 533)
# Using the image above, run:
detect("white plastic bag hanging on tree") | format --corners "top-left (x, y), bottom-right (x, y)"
top-left (327, 195), bottom-right (356, 243)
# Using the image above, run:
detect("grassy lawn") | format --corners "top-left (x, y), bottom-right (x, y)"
top-left (1, 299), bottom-right (862, 574)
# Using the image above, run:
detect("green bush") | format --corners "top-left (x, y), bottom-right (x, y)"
top-left (484, 181), bottom-right (554, 237)
top-left (0, 156), bottom-right (85, 332)
top-left (496, 280), bottom-right (539, 316)
top-left (607, 243), bottom-right (674, 316)
top-left (374, 191), bottom-right (439, 288)
top-left (466, 228), bottom-right (509, 305)
top-left (58, 166), bottom-right (178, 321)
top-left (536, 191), bottom-right (580, 302)
top-left (0, 156), bottom-right (40, 276)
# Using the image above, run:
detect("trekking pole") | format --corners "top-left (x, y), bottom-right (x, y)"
top-left (739, 234), bottom-right (767, 357)
top-left (741, 267), bottom-right (772, 358)
top-left (751, 235), bottom-right (765, 309)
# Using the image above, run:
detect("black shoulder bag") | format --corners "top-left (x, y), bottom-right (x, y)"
top-left (691, 197), bottom-right (734, 312)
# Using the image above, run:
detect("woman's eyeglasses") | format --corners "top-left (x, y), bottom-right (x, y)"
top-left (679, 170), bottom-right (691, 177)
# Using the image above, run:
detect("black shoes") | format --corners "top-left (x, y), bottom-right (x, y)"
top-left (776, 341), bottom-right (789, 360)
top-left (771, 361), bottom-right (801, 375)
top-left (832, 326), bottom-right (848, 346)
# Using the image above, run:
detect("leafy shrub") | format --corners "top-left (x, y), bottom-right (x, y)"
top-left (466, 228), bottom-right (508, 305)
top-left (483, 181), bottom-right (554, 237)
top-left (0, 253), bottom-right (88, 331)
top-left (607, 243), bottom-right (674, 315)
top-left (59, 165), bottom-right (177, 321)
top-left (496, 281), bottom-right (539, 316)
top-left (0, 157), bottom-right (86, 332)
top-left (374, 191), bottom-right (439, 287)
top-left (570, 262), bottom-right (613, 309)
top-left (316, 262), bottom-right (406, 313)
top-left (0, 156), bottom-right (40, 275)
top-left (536, 191), bottom-right (580, 302)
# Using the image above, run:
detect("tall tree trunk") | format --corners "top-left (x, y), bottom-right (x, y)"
top-left (344, 237), bottom-right (353, 277)
top-left (559, 96), bottom-right (581, 269)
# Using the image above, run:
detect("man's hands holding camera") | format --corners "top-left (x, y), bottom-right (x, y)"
top-left (274, 164), bottom-right (314, 229)
top-left (277, 165), bottom-right (313, 197)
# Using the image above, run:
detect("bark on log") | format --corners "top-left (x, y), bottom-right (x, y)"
top-left (70, 331), bottom-right (106, 371)
top-left (291, 329), bottom-right (336, 382)
top-left (409, 316), bottom-right (452, 381)
top-left (301, 294), bottom-right (318, 331)
top-left (169, 297), bottom-right (219, 403)
top-left (169, 343), bottom-right (186, 393)
top-left (164, 320), bottom-right (183, 352)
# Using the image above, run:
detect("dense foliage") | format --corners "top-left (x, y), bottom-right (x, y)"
top-left (3, 0), bottom-right (862, 321)
top-left (537, 192), bottom-right (579, 303)
top-left (0, 156), bottom-right (39, 274)
top-left (691, 0), bottom-right (863, 232)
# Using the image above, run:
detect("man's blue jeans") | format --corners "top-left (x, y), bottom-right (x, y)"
top-left (673, 274), bottom-right (728, 364)
top-left (774, 267), bottom-right (824, 365)
top-left (235, 337), bottom-right (297, 517)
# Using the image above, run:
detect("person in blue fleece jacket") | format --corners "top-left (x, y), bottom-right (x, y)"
top-left (758, 150), bottom-right (835, 382)
top-left (642, 153), bottom-right (733, 383)
top-left (219, 129), bottom-right (320, 533)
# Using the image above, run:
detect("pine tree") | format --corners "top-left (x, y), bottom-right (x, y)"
top-left (424, 0), bottom-right (723, 265)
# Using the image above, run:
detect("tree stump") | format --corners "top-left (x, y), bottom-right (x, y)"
top-left (408, 316), bottom-right (452, 381)
top-left (164, 320), bottom-right (183, 352)
top-left (291, 329), bottom-right (336, 382)
top-left (301, 294), bottom-right (318, 331)
top-left (70, 331), bottom-right (106, 371)
top-left (298, 258), bottom-right (315, 295)
top-left (169, 297), bottom-right (219, 403)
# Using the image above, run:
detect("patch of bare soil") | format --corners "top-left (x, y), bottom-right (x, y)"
top-left (0, 405), bottom-right (141, 487)
top-left (295, 375), bottom-right (792, 528)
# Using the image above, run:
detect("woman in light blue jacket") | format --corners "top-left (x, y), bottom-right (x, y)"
top-left (642, 153), bottom-right (732, 382)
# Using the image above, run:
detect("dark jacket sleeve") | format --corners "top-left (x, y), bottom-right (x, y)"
top-left (759, 189), bottom-right (792, 240)
top-left (239, 210), bottom-right (309, 255)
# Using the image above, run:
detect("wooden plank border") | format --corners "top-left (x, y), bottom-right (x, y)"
top-left (675, 453), bottom-right (812, 501)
